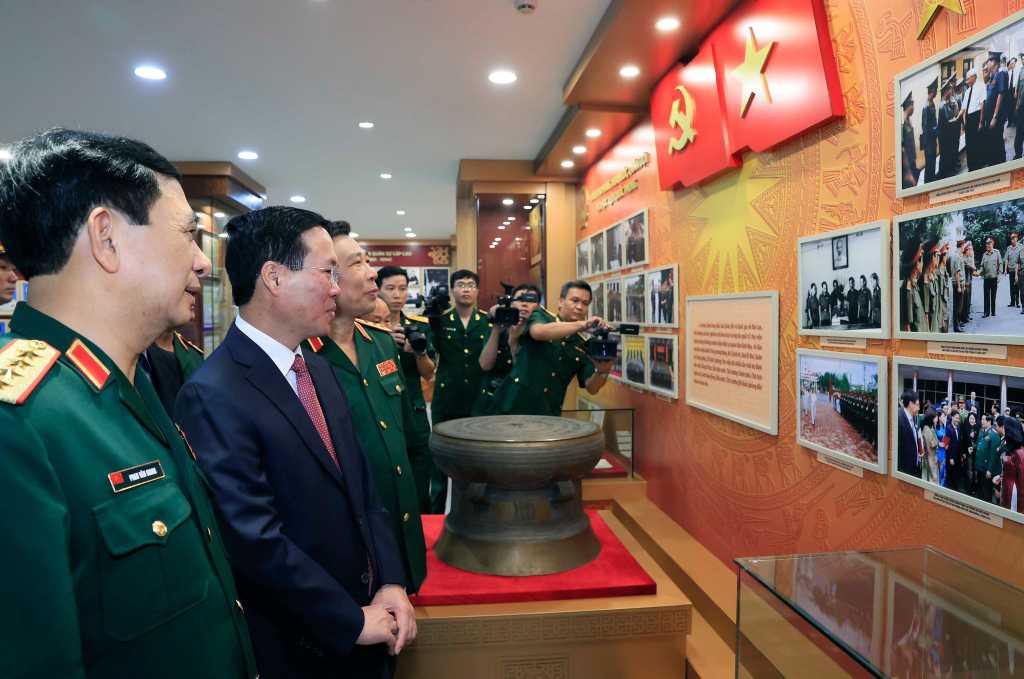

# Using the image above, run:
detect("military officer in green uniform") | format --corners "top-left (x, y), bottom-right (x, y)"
top-left (473, 283), bottom-right (541, 415)
top-left (305, 225), bottom-right (427, 590)
top-left (377, 265), bottom-right (437, 515)
top-left (490, 280), bottom-right (612, 416)
top-left (0, 129), bottom-right (257, 678)
top-left (142, 328), bottom-right (205, 417)
top-left (430, 268), bottom-right (491, 425)
top-left (976, 414), bottom-right (1002, 504)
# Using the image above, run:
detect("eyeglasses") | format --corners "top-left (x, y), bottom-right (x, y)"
top-left (302, 266), bottom-right (339, 286)
top-left (453, 282), bottom-right (478, 290)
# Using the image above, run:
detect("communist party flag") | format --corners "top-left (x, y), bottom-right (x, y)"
top-left (712, 0), bottom-right (843, 155)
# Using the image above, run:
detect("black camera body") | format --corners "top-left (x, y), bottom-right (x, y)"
top-left (402, 325), bottom-right (428, 354)
top-left (492, 282), bottom-right (520, 327)
top-left (586, 323), bottom-right (640, 360)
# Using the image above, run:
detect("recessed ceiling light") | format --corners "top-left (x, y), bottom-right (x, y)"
top-left (585, 128), bottom-right (601, 138)
top-left (572, 145), bottom-right (587, 155)
top-left (561, 160), bottom-right (575, 169)
top-left (508, 216), bottom-right (515, 221)
top-left (358, 121), bottom-right (375, 129)
top-left (530, 198), bottom-right (539, 204)
top-left (405, 232), bottom-right (416, 238)
top-left (396, 209), bottom-right (406, 216)
top-left (619, 65), bottom-right (640, 79)
top-left (502, 198), bottom-right (514, 206)
top-left (213, 211), bottom-right (226, 219)
top-left (290, 195), bottom-right (307, 203)
top-left (498, 225), bottom-right (506, 230)
top-left (524, 225), bottom-right (532, 230)
top-left (488, 69), bottom-right (517, 85)
top-left (0, 148), bottom-right (11, 162)
top-left (524, 205), bottom-right (532, 210)
top-left (538, 194), bottom-right (545, 198)
top-left (350, 232), bottom-right (360, 238)
top-left (237, 150), bottom-right (259, 161)
top-left (403, 226), bottom-right (412, 232)
top-left (655, 16), bottom-right (680, 32)
top-left (494, 237), bottom-right (502, 241)
top-left (380, 172), bottom-right (392, 180)
top-left (133, 65), bottom-right (167, 81)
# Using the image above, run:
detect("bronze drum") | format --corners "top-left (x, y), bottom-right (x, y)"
top-left (430, 415), bottom-right (604, 576)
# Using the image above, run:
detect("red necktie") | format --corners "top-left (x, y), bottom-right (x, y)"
top-left (292, 355), bottom-right (339, 469)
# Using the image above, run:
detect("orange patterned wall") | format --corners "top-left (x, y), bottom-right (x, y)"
top-left (578, 1), bottom-right (1024, 585)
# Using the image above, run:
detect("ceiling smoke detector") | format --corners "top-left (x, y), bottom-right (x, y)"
top-left (515, 0), bottom-right (537, 14)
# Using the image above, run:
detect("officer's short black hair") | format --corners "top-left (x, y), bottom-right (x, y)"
top-left (560, 279), bottom-right (592, 300)
top-left (0, 128), bottom-right (181, 279)
top-left (512, 283), bottom-right (541, 299)
top-left (450, 269), bottom-right (479, 287)
top-left (900, 390), bottom-right (919, 408)
top-left (325, 220), bottom-right (350, 238)
top-left (377, 265), bottom-right (408, 284)
top-left (225, 206), bottom-right (328, 306)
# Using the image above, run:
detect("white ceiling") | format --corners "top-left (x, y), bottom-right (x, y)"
top-left (0, 0), bottom-right (610, 239)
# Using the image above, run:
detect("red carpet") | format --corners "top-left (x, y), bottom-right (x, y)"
top-left (587, 452), bottom-right (629, 478)
top-left (410, 510), bottom-right (656, 606)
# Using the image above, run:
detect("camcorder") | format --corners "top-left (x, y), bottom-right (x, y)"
top-left (401, 325), bottom-right (429, 355)
top-left (586, 323), bottom-right (640, 360)
top-left (408, 284), bottom-right (451, 332)
top-left (492, 282), bottom-right (538, 327)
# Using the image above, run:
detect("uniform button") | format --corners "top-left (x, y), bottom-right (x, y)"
top-left (379, 420), bottom-right (388, 430)
top-left (152, 520), bottom-right (168, 538)
top-left (544, 388), bottom-right (550, 393)
top-left (440, 382), bottom-right (446, 388)
top-left (550, 372), bottom-right (556, 377)
top-left (207, 527), bottom-right (213, 543)
top-left (396, 384), bottom-right (403, 393)
top-left (236, 599), bottom-right (245, 614)
top-left (464, 348), bottom-right (470, 354)
top-left (514, 377), bottom-right (519, 383)
top-left (361, 572), bottom-right (370, 584)
top-left (362, 378), bottom-right (369, 387)
top-left (403, 512), bottom-right (411, 523)
top-left (396, 465), bottom-right (403, 476)
top-left (576, 357), bottom-right (580, 362)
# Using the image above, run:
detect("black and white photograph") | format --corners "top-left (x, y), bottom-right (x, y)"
top-left (605, 277), bottom-right (623, 323)
top-left (624, 208), bottom-right (649, 268)
top-left (576, 239), bottom-right (590, 278)
top-left (895, 12), bottom-right (1024, 198)
top-left (892, 356), bottom-right (1024, 525)
top-left (402, 266), bottom-right (423, 312)
top-left (590, 230), bottom-right (606, 275)
top-left (645, 264), bottom-right (678, 327)
top-left (623, 273), bottom-right (646, 324)
top-left (592, 280), bottom-right (605, 319)
top-left (894, 190), bottom-right (1024, 344)
top-left (646, 335), bottom-right (678, 399)
top-left (797, 349), bottom-right (887, 474)
top-left (424, 267), bottom-right (449, 298)
top-left (605, 221), bottom-right (625, 271)
top-left (799, 220), bottom-right (889, 338)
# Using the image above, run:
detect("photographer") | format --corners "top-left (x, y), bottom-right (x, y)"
top-left (377, 265), bottom-right (436, 514)
top-left (474, 283), bottom-right (541, 414)
top-left (490, 280), bottom-right (612, 416)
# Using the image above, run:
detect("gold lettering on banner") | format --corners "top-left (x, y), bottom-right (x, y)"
top-left (667, 85), bottom-right (697, 154)
top-left (585, 154), bottom-right (650, 203)
top-left (596, 180), bottom-right (639, 212)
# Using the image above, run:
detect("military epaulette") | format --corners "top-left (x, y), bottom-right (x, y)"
top-left (540, 307), bottom-right (558, 319)
top-left (0, 339), bottom-right (60, 405)
top-left (174, 331), bottom-right (204, 355)
top-left (66, 339), bottom-right (111, 391)
top-left (405, 314), bottom-right (428, 324)
top-left (306, 336), bottom-right (325, 353)
top-left (353, 320), bottom-right (373, 342)
top-left (355, 318), bottom-right (393, 335)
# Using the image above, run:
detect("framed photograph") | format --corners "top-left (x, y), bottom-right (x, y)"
top-left (646, 334), bottom-right (679, 399)
top-left (590, 231), bottom-right (606, 275)
top-left (894, 11), bottom-right (1024, 198)
top-left (891, 356), bottom-right (1024, 525)
top-left (423, 267), bottom-right (449, 298)
top-left (623, 208), bottom-right (649, 269)
top-left (576, 239), bottom-right (590, 278)
top-left (796, 349), bottom-right (887, 474)
top-left (402, 267), bottom-right (423, 312)
top-left (591, 280), bottom-right (606, 319)
top-left (605, 221), bottom-right (625, 272)
top-left (605, 277), bottom-right (623, 323)
top-left (893, 189), bottom-right (1024, 345)
top-left (622, 334), bottom-right (647, 388)
top-left (623, 273), bottom-right (646, 324)
top-left (608, 332), bottom-right (623, 382)
top-left (644, 264), bottom-right (679, 328)
top-left (799, 220), bottom-right (890, 338)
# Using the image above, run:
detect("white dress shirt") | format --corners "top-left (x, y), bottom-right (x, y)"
top-left (964, 83), bottom-right (983, 115)
top-left (235, 314), bottom-right (303, 395)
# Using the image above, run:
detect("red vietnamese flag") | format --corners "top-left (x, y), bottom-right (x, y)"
top-left (650, 41), bottom-right (740, 190)
top-left (712, 0), bottom-right (843, 155)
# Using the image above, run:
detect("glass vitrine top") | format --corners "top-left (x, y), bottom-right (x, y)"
top-left (736, 548), bottom-right (1024, 677)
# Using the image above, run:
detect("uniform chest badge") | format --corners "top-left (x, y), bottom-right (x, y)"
top-left (376, 359), bottom-right (399, 377)
top-left (108, 460), bottom-right (165, 493)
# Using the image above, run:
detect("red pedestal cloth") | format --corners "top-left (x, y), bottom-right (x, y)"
top-left (410, 510), bottom-right (656, 606)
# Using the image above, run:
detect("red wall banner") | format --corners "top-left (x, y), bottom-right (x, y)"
top-left (363, 243), bottom-right (452, 268)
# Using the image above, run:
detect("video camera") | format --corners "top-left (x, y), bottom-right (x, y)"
top-left (492, 282), bottom-right (537, 327)
top-left (401, 325), bottom-right (429, 355)
top-left (586, 323), bottom-right (640, 360)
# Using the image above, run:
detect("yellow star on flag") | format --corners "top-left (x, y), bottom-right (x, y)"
top-left (731, 27), bottom-right (775, 119)
top-left (917, 0), bottom-right (965, 40)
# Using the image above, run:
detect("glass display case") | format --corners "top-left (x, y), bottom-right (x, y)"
top-left (189, 199), bottom-right (240, 353)
top-left (736, 547), bottom-right (1024, 678)
top-left (561, 408), bottom-right (635, 478)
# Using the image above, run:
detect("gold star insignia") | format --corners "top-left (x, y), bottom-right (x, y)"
top-left (731, 27), bottom-right (775, 118)
top-left (917, 0), bottom-right (965, 40)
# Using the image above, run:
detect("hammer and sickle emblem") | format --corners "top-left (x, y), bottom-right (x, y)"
top-left (667, 85), bottom-right (697, 154)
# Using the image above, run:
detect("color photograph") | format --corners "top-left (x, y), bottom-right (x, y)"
top-left (590, 230), bottom-right (606, 275)
top-left (623, 273), bottom-right (646, 324)
top-left (624, 208), bottom-right (649, 268)
top-left (894, 190), bottom-right (1024, 344)
top-left (797, 349), bottom-right (886, 474)
top-left (799, 220), bottom-right (889, 338)
top-left (622, 334), bottom-right (647, 388)
top-left (646, 335), bottom-right (678, 399)
top-left (605, 278), bottom-right (623, 323)
top-left (592, 280), bottom-right (605, 319)
top-left (609, 332), bottom-right (623, 382)
top-left (576, 239), bottom-right (590, 278)
top-left (645, 264), bottom-right (678, 327)
top-left (605, 221), bottom-right (625, 272)
top-left (892, 357), bottom-right (1024, 524)
top-left (895, 13), bottom-right (1024, 198)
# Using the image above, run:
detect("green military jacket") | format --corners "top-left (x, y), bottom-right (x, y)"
top-left (430, 307), bottom-right (492, 424)
top-left (0, 303), bottom-right (256, 679)
top-left (976, 427), bottom-right (1003, 476)
top-left (305, 321), bottom-right (427, 591)
top-left (172, 330), bottom-right (204, 381)
top-left (471, 329), bottom-right (515, 416)
top-left (489, 308), bottom-right (596, 417)
top-left (397, 312), bottom-right (432, 448)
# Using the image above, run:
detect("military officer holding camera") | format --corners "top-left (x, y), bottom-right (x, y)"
top-left (474, 283), bottom-right (542, 414)
top-left (490, 280), bottom-right (612, 416)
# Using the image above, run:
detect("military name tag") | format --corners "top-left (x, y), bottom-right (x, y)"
top-left (108, 460), bottom-right (165, 493)
top-left (376, 359), bottom-right (398, 377)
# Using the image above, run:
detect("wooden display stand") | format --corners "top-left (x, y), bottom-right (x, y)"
top-left (399, 510), bottom-right (691, 679)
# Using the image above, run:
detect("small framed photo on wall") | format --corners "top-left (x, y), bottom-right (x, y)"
top-left (605, 221), bottom-right (625, 272)
top-left (644, 264), bottom-right (679, 328)
top-left (590, 231), bottom-right (606, 275)
top-left (623, 209), bottom-right (649, 269)
top-left (623, 273), bottom-right (646, 324)
top-left (576, 240), bottom-right (590, 278)
top-left (605, 278), bottom-right (623, 323)
top-left (646, 334), bottom-right (678, 399)
top-left (622, 334), bottom-right (647, 389)
top-left (832, 235), bottom-right (849, 270)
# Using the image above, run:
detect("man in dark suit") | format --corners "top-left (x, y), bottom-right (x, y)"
top-left (921, 77), bottom-right (939, 182)
top-left (176, 206), bottom-right (415, 679)
top-left (898, 390), bottom-right (921, 476)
